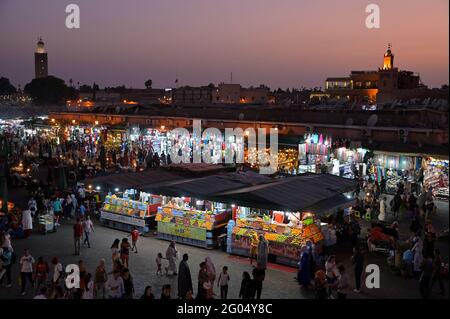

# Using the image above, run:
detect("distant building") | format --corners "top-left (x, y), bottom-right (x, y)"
top-left (172, 85), bottom-right (214, 105)
top-left (211, 83), bottom-right (269, 105)
top-left (34, 37), bottom-right (48, 79)
top-left (325, 45), bottom-right (423, 104)
top-left (240, 86), bottom-right (269, 105)
top-left (121, 88), bottom-right (166, 105)
top-left (212, 83), bottom-right (241, 104)
top-left (78, 90), bottom-right (121, 104)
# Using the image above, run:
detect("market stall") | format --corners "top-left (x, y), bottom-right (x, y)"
top-left (100, 189), bottom-right (162, 233)
top-left (37, 213), bottom-right (56, 234)
top-left (333, 147), bottom-right (368, 179)
top-left (226, 208), bottom-right (332, 267)
top-left (155, 197), bottom-right (232, 249)
top-left (372, 153), bottom-right (421, 193)
top-left (423, 157), bottom-right (449, 201)
top-left (298, 133), bottom-right (332, 173)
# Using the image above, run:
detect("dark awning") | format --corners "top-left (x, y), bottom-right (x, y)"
top-left (212, 174), bottom-right (357, 214)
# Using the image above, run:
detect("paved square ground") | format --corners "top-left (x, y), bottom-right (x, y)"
top-left (0, 199), bottom-right (448, 299)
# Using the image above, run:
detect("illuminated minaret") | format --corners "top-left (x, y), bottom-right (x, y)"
top-left (34, 37), bottom-right (48, 79)
top-left (382, 43), bottom-right (394, 70)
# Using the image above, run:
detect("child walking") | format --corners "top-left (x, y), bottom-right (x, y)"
top-left (156, 253), bottom-right (164, 276)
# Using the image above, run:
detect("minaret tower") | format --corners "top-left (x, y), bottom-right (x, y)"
top-left (382, 43), bottom-right (394, 70)
top-left (34, 37), bottom-right (48, 79)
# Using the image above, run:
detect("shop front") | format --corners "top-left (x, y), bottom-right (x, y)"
top-left (332, 146), bottom-right (368, 179)
top-left (372, 152), bottom-right (422, 193)
top-left (298, 133), bottom-right (332, 173)
top-left (423, 157), bottom-right (449, 201)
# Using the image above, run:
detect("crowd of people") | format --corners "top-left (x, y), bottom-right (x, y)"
top-left (0, 123), bottom-right (448, 300)
top-left (0, 228), bottom-right (272, 299)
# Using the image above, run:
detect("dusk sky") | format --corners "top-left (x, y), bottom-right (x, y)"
top-left (1, 0), bottom-right (448, 89)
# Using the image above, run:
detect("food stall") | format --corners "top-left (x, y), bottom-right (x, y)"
top-left (37, 213), bottom-right (56, 235)
top-left (226, 207), bottom-right (334, 267)
top-left (100, 189), bottom-right (162, 233)
top-left (155, 197), bottom-right (232, 249)
top-left (423, 157), bottom-right (449, 201)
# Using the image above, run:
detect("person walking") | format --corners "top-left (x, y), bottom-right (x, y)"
top-left (197, 261), bottom-right (209, 299)
top-left (93, 259), bottom-right (108, 299)
top-left (297, 245), bottom-right (312, 288)
top-left (419, 255), bottom-right (434, 299)
top-left (50, 257), bottom-right (63, 288)
top-left (252, 264), bottom-right (265, 299)
top-left (34, 256), bottom-right (49, 293)
top-left (82, 216), bottom-right (94, 248)
top-left (205, 256), bottom-right (216, 296)
top-left (78, 202), bottom-right (86, 220)
top-left (129, 227), bottom-right (139, 253)
top-left (165, 241), bottom-right (178, 276)
top-left (120, 238), bottom-right (131, 269)
top-left (71, 194), bottom-right (78, 219)
top-left (22, 208), bottom-right (33, 238)
top-left (336, 265), bottom-right (349, 299)
top-left (325, 255), bottom-right (339, 297)
top-left (378, 196), bottom-right (387, 222)
top-left (0, 247), bottom-right (13, 287)
top-left (239, 271), bottom-right (254, 299)
top-left (110, 239), bottom-right (120, 268)
top-left (19, 249), bottom-right (35, 296)
top-left (177, 253), bottom-right (193, 299)
top-left (217, 266), bottom-right (230, 299)
top-left (63, 195), bottom-right (72, 220)
top-left (256, 235), bottom-right (269, 270)
top-left (412, 235), bottom-right (424, 276)
top-left (105, 270), bottom-right (124, 299)
top-left (73, 218), bottom-right (83, 255)
top-left (249, 233), bottom-right (258, 265)
top-left (122, 268), bottom-right (134, 299)
top-left (352, 247), bottom-right (364, 293)
top-left (53, 197), bottom-right (63, 225)
top-left (430, 249), bottom-right (445, 296)
top-left (82, 273), bottom-right (94, 299)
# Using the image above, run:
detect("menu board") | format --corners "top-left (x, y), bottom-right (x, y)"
top-left (157, 222), bottom-right (207, 241)
top-left (156, 206), bottom-right (217, 230)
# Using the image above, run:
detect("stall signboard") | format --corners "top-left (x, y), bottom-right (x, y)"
top-left (157, 207), bottom-right (215, 230)
top-left (101, 211), bottom-right (146, 227)
top-left (157, 222), bottom-right (207, 241)
top-left (232, 232), bottom-right (301, 261)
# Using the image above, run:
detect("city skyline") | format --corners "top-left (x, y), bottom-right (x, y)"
top-left (1, 0), bottom-right (449, 89)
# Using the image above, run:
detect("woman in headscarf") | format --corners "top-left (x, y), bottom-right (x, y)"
top-left (178, 254), bottom-right (193, 299)
top-left (205, 256), bottom-right (216, 296)
top-left (256, 234), bottom-right (269, 270)
top-left (165, 241), bottom-right (178, 276)
top-left (412, 235), bottom-right (424, 276)
top-left (297, 245), bottom-right (311, 288)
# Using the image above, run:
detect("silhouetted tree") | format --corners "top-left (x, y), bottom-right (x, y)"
top-left (145, 79), bottom-right (153, 89)
top-left (0, 77), bottom-right (17, 95)
top-left (24, 76), bottom-right (77, 104)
